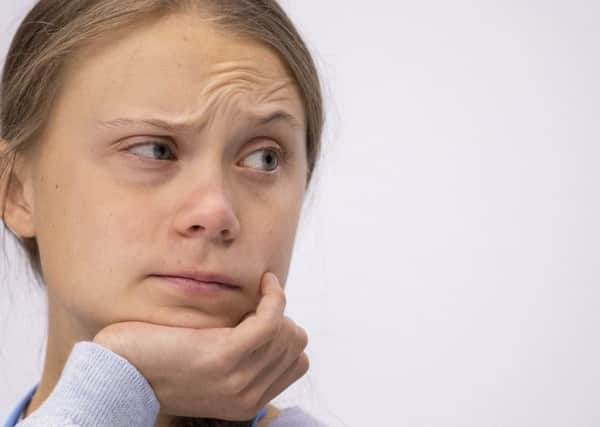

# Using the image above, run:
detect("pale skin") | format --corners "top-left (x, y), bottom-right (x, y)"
top-left (2, 11), bottom-right (311, 427)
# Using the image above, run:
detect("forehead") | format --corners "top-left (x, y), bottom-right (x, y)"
top-left (51, 12), bottom-right (305, 130)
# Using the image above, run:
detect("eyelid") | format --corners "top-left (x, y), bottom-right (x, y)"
top-left (126, 137), bottom-right (175, 147)
top-left (124, 139), bottom-right (177, 161)
top-left (249, 136), bottom-right (290, 157)
top-left (240, 144), bottom-right (288, 172)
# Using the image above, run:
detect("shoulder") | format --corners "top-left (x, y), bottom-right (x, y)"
top-left (260, 405), bottom-right (327, 427)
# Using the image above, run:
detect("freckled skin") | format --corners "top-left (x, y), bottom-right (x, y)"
top-left (10, 12), bottom-right (308, 424)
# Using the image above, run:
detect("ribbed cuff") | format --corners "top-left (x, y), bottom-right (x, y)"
top-left (35, 341), bottom-right (160, 426)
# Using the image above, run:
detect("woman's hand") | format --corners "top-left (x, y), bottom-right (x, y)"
top-left (92, 272), bottom-right (309, 420)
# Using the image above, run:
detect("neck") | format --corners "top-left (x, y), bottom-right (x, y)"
top-left (24, 297), bottom-right (83, 418)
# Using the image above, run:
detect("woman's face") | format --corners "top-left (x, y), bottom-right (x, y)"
top-left (20, 13), bottom-right (308, 335)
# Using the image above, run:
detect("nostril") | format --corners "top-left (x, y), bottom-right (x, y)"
top-left (187, 225), bottom-right (232, 238)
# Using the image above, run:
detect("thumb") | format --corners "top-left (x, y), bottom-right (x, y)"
top-left (237, 271), bottom-right (282, 325)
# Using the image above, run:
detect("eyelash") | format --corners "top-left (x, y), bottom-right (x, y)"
top-left (124, 140), bottom-right (289, 172)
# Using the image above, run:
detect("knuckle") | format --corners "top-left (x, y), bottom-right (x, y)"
top-left (297, 353), bottom-right (310, 376)
top-left (202, 352), bottom-right (234, 377)
top-left (282, 315), bottom-right (295, 328)
top-left (223, 373), bottom-right (247, 397)
top-left (296, 326), bottom-right (308, 350)
top-left (280, 321), bottom-right (293, 340)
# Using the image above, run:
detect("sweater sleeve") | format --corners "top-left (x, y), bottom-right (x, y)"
top-left (268, 407), bottom-right (328, 427)
top-left (16, 341), bottom-right (160, 427)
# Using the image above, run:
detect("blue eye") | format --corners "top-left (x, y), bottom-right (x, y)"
top-left (241, 147), bottom-right (282, 172)
top-left (127, 142), bottom-right (176, 161)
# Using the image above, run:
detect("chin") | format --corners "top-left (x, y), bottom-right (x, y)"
top-left (149, 307), bottom-right (245, 330)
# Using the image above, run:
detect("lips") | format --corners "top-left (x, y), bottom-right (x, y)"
top-left (152, 271), bottom-right (241, 289)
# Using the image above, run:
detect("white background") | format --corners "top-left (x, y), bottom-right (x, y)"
top-left (1, 1), bottom-right (599, 426)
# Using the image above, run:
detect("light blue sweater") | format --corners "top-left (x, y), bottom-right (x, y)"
top-left (4, 342), bottom-right (325, 427)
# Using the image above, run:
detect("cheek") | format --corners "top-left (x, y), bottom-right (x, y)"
top-left (255, 188), bottom-right (304, 284)
top-left (33, 162), bottom-right (147, 310)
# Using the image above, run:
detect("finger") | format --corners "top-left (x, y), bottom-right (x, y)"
top-left (249, 316), bottom-right (298, 366)
top-left (242, 322), bottom-right (308, 396)
top-left (229, 272), bottom-right (286, 354)
top-left (257, 352), bottom-right (310, 407)
top-left (228, 316), bottom-right (299, 388)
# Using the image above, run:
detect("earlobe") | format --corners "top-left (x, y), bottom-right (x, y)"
top-left (0, 139), bottom-right (36, 238)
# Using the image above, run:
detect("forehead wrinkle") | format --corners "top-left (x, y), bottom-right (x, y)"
top-left (200, 73), bottom-right (274, 101)
top-left (198, 76), bottom-right (300, 128)
top-left (254, 78), bottom-right (298, 105)
top-left (185, 87), bottom-right (251, 135)
top-left (95, 71), bottom-right (302, 134)
top-left (95, 85), bottom-right (302, 135)
top-left (200, 58), bottom-right (290, 95)
top-left (201, 78), bottom-right (296, 110)
top-left (198, 87), bottom-right (239, 133)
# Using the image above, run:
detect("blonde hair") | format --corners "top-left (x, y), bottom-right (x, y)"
top-left (0, 0), bottom-right (324, 290)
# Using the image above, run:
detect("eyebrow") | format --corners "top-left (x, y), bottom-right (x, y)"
top-left (96, 110), bottom-right (302, 133)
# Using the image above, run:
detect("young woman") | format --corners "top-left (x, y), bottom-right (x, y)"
top-left (0, 1), bottom-right (325, 426)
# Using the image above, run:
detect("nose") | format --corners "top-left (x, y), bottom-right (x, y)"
top-left (172, 173), bottom-right (241, 243)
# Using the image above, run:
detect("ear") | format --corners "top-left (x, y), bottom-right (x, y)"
top-left (0, 138), bottom-right (36, 238)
